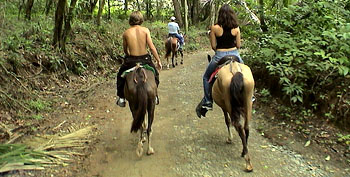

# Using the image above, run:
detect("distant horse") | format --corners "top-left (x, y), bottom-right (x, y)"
top-left (165, 36), bottom-right (183, 69)
top-left (124, 63), bottom-right (157, 157)
top-left (196, 55), bottom-right (255, 172)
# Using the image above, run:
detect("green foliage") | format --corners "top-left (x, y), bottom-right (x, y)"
top-left (27, 99), bottom-right (51, 113)
top-left (244, 0), bottom-right (350, 105)
top-left (259, 88), bottom-right (271, 103)
top-left (278, 105), bottom-right (292, 119)
top-left (337, 133), bottom-right (350, 145)
top-left (0, 144), bottom-right (45, 166)
top-left (30, 114), bottom-right (44, 120)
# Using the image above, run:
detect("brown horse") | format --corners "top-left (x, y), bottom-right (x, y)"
top-left (165, 36), bottom-right (183, 69)
top-left (196, 55), bottom-right (255, 172)
top-left (124, 63), bottom-right (157, 157)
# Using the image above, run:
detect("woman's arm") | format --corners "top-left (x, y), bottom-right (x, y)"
top-left (209, 25), bottom-right (217, 51)
top-left (235, 27), bottom-right (241, 49)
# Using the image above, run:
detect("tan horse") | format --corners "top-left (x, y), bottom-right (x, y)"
top-left (124, 64), bottom-right (157, 157)
top-left (196, 55), bottom-right (255, 172)
top-left (165, 36), bottom-right (183, 69)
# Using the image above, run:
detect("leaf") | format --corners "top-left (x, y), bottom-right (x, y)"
top-left (304, 140), bottom-right (311, 147)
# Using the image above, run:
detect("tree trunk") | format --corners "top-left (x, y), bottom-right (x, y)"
top-left (45, 0), bottom-right (53, 15)
top-left (172, 0), bottom-right (183, 27)
top-left (18, 0), bottom-right (25, 19)
top-left (184, 0), bottom-right (188, 34)
top-left (209, 0), bottom-right (216, 27)
top-left (136, 0), bottom-right (141, 11)
top-left (145, 0), bottom-right (152, 20)
top-left (53, 0), bottom-right (66, 48)
top-left (96, 0), bottom-right (105, 26)
top-left (239, 0), bottom-right (260, 24)
top-left (156, 0), bottom-right (160, 19)
top-left (124, 0), bottom-right (128, 15)
top-left (25, 0), bottom-right (34, 20)
top-left (192, 0), bottom-right (199, 25)
top-left (88, 0), bottom-right (98, 19)
top-left (107, 0), bottom-right (110, 20)
top-left (259, 0), bottom-right (268, 32)
top-left (61, 0), bottom-right (78, 52)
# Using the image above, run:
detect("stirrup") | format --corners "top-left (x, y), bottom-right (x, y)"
top-left (201, 101), bottom-right (213, 110)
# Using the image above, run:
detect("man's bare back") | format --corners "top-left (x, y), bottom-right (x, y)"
top-left (123, 25), bottom-right (162, 69)
top-left (123, 25), bottom-right (148, 56)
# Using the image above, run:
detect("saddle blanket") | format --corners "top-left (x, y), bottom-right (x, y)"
top-left (121, 64), bottom-right (155, 78)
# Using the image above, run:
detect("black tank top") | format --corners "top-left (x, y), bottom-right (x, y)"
top-left (216, 28), bottom-right (236, 49)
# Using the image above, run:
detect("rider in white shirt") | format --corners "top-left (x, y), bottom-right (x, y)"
top-left (167, 16), bottom-right (184, 50)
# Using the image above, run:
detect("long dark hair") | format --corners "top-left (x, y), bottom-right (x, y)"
top-left (217, 4), bottom-right (239, 29)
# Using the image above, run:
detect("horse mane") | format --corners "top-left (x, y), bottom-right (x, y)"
top-left (230, 72), bottom-right (245, 122)
top-left (130, 67), bottom-right (148, 133)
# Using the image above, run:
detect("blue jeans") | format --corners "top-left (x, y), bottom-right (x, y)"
top-left (202, 50), bottom-right (243, 104)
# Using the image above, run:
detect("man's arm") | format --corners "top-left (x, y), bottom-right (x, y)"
top-left (145, 28), bottom-right (162, 70)
top-left (122, 32), bottom-right (129, 56)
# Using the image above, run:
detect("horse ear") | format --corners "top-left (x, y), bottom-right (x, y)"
top-left (207, 55), bottom-right (211, 63)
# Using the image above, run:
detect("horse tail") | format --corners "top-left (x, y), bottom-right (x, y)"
top-left (171, 40), bottom-right (177, 53)
top-left (130, 68), bottom-right (148, 133)
top-left (165, 38), bottom-right (171, 58)
top-left (230, 72), bottom-right (245, 122)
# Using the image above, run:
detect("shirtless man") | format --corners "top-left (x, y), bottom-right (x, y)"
top-left (116, 11), bottom-right (162, 107)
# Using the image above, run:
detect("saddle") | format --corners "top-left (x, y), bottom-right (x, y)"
top-left (168, 34), bottom-right (181, 50)
top-left (208, 55), bottom-right (240, 83)
top-left (121, 63), bottom-right (155, 78)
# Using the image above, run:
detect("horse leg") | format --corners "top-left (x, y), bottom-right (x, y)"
top-left (243, 95), bottom-right (253, 171)
top-left (166, 56), bottom-right (170, 69)
top-left (172, 52), bottom-right (175, 68)
top-left (233, 116), bottom-right (253, 172)
top-left (175, 51), bottom-right (178, 66)
top-left (136, 115), bottom-right (148, 157)
top-left (146, 101), bottom-right (155, 155)
top-left (223, 109), bottom-right (233, 144)
top-left (180, 50), bottom-right (183, 65)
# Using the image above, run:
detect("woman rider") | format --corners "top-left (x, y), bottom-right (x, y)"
top-left (200, 4), bottom-right (243, 110)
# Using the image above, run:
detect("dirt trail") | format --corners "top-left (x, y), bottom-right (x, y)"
top-left (73, 51), bottom-right (348, 177)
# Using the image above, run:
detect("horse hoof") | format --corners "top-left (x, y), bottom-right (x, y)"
top-left (245, 165), bottom-right (253, 172)
top-left (136, 147), bottom-right (143, 157)
top-left (181, 62), bottom-right (183, 65)
top-left (226, 138), bottom-right (233, 144)
top-left (147, 147), bottom-right (154, 155)
top-left (136, 142), bottom-right (143, 157)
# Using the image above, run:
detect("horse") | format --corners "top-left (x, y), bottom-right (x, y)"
top-left (124, 63), bottom-right (157, 157)
top-left (196, 55), bottom-right (255, 172)
top-left (165, 36), bottom-right (183, 69)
